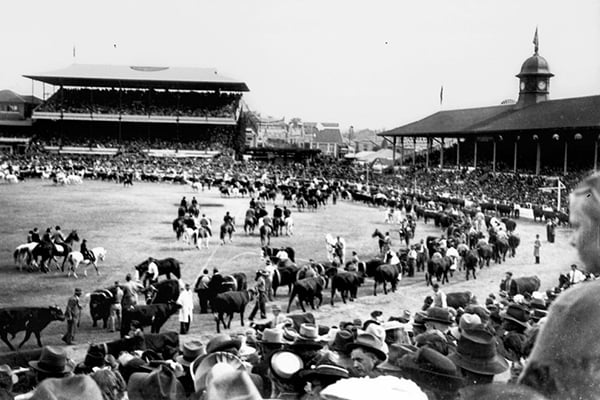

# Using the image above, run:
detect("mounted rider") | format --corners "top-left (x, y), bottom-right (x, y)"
top-left (52, 226), bottom-right (66, 244)
top-left (80, 239), bottom-right (96, 263)
top-left (223, 211), bottom-right (236, 232)
top-left (199, 214), bottom-right (212, 236)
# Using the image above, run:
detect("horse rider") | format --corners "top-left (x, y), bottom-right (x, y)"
top-left (41, 228), bottom-right (53, 245)
top-left (52, 226), bottom-right (66, 244)
top-left (146, 259), bottom-right (160, 286)
top-left (80, 239), bottom-right (96, 263)
top-left (180, 196), bottom-right (188, 209)
top-left (31, 227), bottom-right (40, 243)
top-left (199, 214), bottom-right (212, 236)
top-left (223, 211), bottom-right (236, 232)
top-left (250, 197), bottom-right (257, 209)
top-left (191, 196), bottom-right (198, 207)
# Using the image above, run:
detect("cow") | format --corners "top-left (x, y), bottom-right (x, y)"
top-left (477, 243), bottom-right (493, 268)
top-left (0, 306), bottom-right (65, 351)
top-left (426, 253), bottom-right (452, 286)
top-left (144, 280), bottom-right (181, 305)
top-left (357, 259), bottom-right (386, 278)
top-left (88, 331), bottom-right (179, 360)
top-left (509, 276), bottom-right (541, 298)
top-left (446, 291), bottom-right (477, 310)
top-left (89, 287), bottom-right (122, 328)
top-left (212, 289), bottom-right (256, 333)
top-left (508, 233), bottom-right (520, 257)
top-left (134, 257), bottom-right (182, 287)
top-left (373, 264), bottom-right (400, 296)
top-left (329, 270), bottom-right (364, 306)
top-left (286, 276), bottom-right (326, 313)
top-left (501, 218), bottom-right (517, 232)
top-left (120, 301), bottom-right (181, 338)
top-left (272, 265), bottom-right (300, 297)
top-left (461, 249), bottom-right (479, 281)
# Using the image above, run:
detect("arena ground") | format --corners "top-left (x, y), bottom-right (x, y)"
top-left (0, 180), bottom-right (578, 360)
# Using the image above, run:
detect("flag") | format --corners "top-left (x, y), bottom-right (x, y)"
top-left (439, 85), bottom-right (444, 105)
top-left (533, 27), bottom-right (539, 53)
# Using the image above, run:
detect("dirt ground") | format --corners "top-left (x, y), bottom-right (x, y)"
top-left (0, 180), bottom-right (578, 361)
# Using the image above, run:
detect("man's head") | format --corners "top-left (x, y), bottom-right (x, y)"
top-left (505, 272), bottom-right (513, 279)
top-left (433, 284), bottom-right (440, 293)
top-left (350, 347), bottom-right (379, 377)
top-left (55, 226), bottom-right (61, 231)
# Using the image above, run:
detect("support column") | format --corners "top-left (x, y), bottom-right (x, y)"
top-left (413, 137), bottom-right (416, 166)
top-left (426, 138), bottom-right (430, 169)
top-left (400, 137), bottom-right (404, 167)
top-left (392, 136), bottom-right (397, 168)
top-left (513, 141), bottom-right (518, 173)
top-left (456, 140), bottom-right (460, 169)
top-left (440, 138), bottom-right (444, 169)
top-left (492, 140), bottom-right (497, 173)
top-left (473, 140), bottom-right (478, 168)
top-left (535, 141), bottom-right (541, 175)
top-left (563, 141), bottom-right (568, 175)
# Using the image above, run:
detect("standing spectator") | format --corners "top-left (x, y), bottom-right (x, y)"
top-left (348, 333), bottom-right (387, 378)
top-left (62, 288), bottom-right (83, 345)
top-left (533, 234), bottom-right (541, 264)
top-left (568, 264), bottom-right (586, 286)
top-left (249, 270), bottom-right (268, 321)
top-left (432, 284), bottom-right (447, 309)
top-left (335, 236), bottom-right (346, 265)
top-left (177, 283), bottom-right (194, 334)
top-left (180, 196), bottom-right (188, 209)
top-left (122, 273), bottom-right (144, 308)
top-left (546, 219), bottom-right (555, 243)
top-left (109, 281), bottom-right (123, 332)
top-left (194, 269), bottom-right (211, 313)
top-left (264, 260), bottom-right (276, 301)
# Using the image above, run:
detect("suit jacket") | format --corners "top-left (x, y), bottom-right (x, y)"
top-left (65, 295), bottom-right (82, 321)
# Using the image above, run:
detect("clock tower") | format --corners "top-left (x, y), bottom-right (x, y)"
top-left (515, 32), bottom-right (554, 109)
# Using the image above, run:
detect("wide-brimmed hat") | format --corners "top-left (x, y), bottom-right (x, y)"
top-left (412, 311), bottom-right (427, 328)
top-left (450, 313), bottom-right (482, 342)
top-left (192, 351), bottom-right (245, 393)
top-left (300, 362), bottom-right (349, 381)
top-left (393, 310), bottom-right (412, 324)
top-left (289, 324), bottom-right (323, 350)
top-left (398, 347), bottom-right (464, 393)
top-left (329, 329), bottom-right (354, 354)
top-left (259, 328), bottom-right (287, 346)
top-left (29, 346), bottom-right (73, 376)
top-left (500, 303), bottom-right (531, 329)
top-left (30, 375), bottom-right (103, 400)
top-left (204, 369), bottom-right (263, 400)
top-left (464, 305), bottom-right (490, 322)
top-left (83, 347), bottom-right (106, 369)
top-left (423, 307), bottom-right (454, 325)
top-left (205, 334), bottom-right (242, 354)
top-left (448, 326), bottom-right (509, 375)
top-left (377, 343), bottom-right (417, 373)
top-left (269, 351), bottom-right (304, 380)
top-left (346, 333), bottom-right (387, 361)
top-left (176, 340), bottom-right (206, 367)
top-left (128, 364), bottom-right (185, 400)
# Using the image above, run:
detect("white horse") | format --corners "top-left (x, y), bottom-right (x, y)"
top-left (65, 247), bottom-right (106, 278)
top-left (182, 227), bottom-right (196, 246)
top-left (13, 243), bottom-right (38, 271)
top-left (66, 174), bottom-right (83, 185)
top-left (284, 216), bottom-right (294, 236)
top-left (4, 174), bottom-right (19, 184)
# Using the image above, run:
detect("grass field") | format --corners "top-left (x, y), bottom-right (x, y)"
top-left (0, 180), bottom-right (578, 359)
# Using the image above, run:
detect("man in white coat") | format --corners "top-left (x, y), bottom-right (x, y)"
top-left (177, 283), bottom-right (194, 334)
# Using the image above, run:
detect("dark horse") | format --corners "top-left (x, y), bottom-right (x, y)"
top-left (31, 231), bottom-right (80, 273)
top-left (260, 224), bottom-right (272, 247)
top-left (134, 257), bottom-right (182, 288)
top-left (371, 229), bottom-right (387, 256)
top-left (220, 218), bottom-right (235, 245)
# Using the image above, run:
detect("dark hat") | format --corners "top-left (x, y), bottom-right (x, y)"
top-left (377, 343), bottom-right (417, 373)
top-left (423, 307), bottom-right (454, 325)
top-left (346, 333), bottom-right (387, 361)
top-left (128, 364), bottom-right (185, 400)
top-left (29, 346), bottom-right (74, 376)
top-left (176, 340), bottom-right (206, 367)
top-left (531, 308), bottom-right (548, 323)
top-left (464, 305), bottom-right (491, 323)
top-left (500, 303), bottom-right (531, 329)
top-left (393, 310), bottom-right (412, 324)
top-left (205, 334), bottom-right (242, 354)
top-left (412, 311), bottom-right (427, 327)
top-left (398, 347), bottom-right (464, 393)
top-left (448, 326), bottom-right (509, 375)
top-left (84, 348), bottom-right (106, 369)
top-left (329, 329), bottom-right (354, 354)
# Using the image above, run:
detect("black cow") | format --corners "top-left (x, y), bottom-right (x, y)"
top-left (329, 270), bottom-right (364, 306)
top-left (144, 280), bottom-right (181, 305)
top-left (88, 331), bottom-right (179, 360)
top-left (357, 259), bottom-right (385, 278)
top-left (212, 289), bottom-right (256, 333)
top-left (120, 301), bottom-right (181, 338)
top-left (462, 249), bottom-right (479, 280)
top-left (501, 218), bottom-right (517, 232)
top-left (447, 291), bottom-right (476, 309)
top-left (272, 265), bottom-right (300, 297)
top-left (90, 287), bottom-right (121, 328)
top-left (426, 254), bottom-right (452, 286)
top-left (287, 276), bottom-right (326, 313)
top-left (512, 276), bottom-right (541, 297)
top-left (261, 246), bottom-right (296, 264)
top-left (373, 264), bottom-right (400, 296)
top-left (0, 306), bottom-right (65, 351)
top-left (134, 257), bottom-right (182, 287)
top-left (477, 243), bottom-right (493, 268)
top-left (508, 233), bottom-right (520, 257)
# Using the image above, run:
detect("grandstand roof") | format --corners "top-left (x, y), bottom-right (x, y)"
top-left (24, 64), bottom-right (249, 92)
top-left (379, 95), bottom-right (600, 138)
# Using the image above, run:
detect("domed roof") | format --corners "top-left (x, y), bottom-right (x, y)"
top-left (517, 54), bottom-right (554, 77)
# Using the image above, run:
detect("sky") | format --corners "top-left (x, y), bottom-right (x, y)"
top-left (2, 0), bottom-right (599, 132)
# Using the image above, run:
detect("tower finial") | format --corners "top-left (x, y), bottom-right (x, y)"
top-left (533, 27), bottom-right (539, 55)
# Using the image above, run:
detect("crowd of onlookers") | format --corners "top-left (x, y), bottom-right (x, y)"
top-left (37, 89), bottom-right (241, 119)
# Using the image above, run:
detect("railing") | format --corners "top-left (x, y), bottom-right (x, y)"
top-left (32, 111), bottom-right (237, 125)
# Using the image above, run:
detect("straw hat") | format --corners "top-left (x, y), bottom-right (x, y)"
top-left (176, 340), bottom-right (206, 367)
top-left (269, 351), bottom-right (304, 380)
top-left (259, 328), bottom-right (287, 346)
top-left (289, 324), bottom-right (323, 351)
top-left (192, 351), bottom-right (245, 393)
top-left (205, 370), bottom-right (263, 400)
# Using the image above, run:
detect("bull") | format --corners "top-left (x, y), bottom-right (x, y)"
top-left (120, 301), bottom-right (181, 338)
top-left (329, 269), bottom-right (364, 306)
top-left (0, 306), bottom-right (65, 351)
top-left (212, 289), bottom-right (256, 333)
top-left (287, 276), bottom-right (326, 313)
top-left (373, 264), bottom-right (400, 295)
top-left (143, 280), bottom-right (181, 305)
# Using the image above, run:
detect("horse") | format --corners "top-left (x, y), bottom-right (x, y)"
top-left (172, 217), bottom-right (185, 240)
top-left (260, 224), bottom-right (272, 247)
top-left (134, 257), bottom-right (182, 287)
top-left (244, 212), bottom-right (257, 235)
top-left (193, 227), bottom-right (210, 249)
top-left (371, 229), bottom-right (388, 256)
top-left (30, 231), bottom-right (80, 272)
top-left (13, 242), bottom-right (38, 271)
top-left (65, 247), bottom-right (107, 278)
top-left (220, 218), bottom-right (235, 245)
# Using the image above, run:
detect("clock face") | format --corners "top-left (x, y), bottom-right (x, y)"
top-left (537, 80), bottom-right (547, 90)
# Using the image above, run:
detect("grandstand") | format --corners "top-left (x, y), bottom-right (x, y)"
top-left (23, 64), bottom-right (250, 157)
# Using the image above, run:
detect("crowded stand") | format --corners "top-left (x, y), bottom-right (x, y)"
top-left (37, 88), bottom-right (241, 119)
